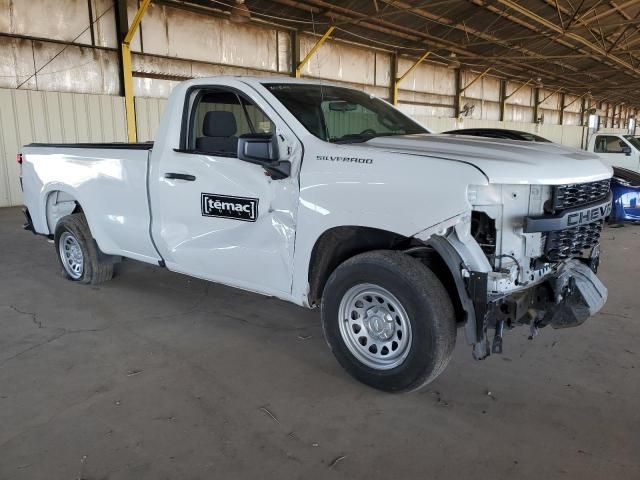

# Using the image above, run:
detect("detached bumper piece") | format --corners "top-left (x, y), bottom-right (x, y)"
top-left (471, 259), bottom-right (608, 359)
top-left (542, 259), bottom-right (608, 328)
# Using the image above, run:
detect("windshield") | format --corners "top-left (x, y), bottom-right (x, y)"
top-left (263, 83), bottom-right (428, 143)
top-left (517, 132), bottom-right (551, 142)
top-left (624, 135), bottom-right (640, 150)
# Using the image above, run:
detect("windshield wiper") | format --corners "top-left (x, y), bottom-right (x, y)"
top-left (331, 132), bottom-right (397, 144)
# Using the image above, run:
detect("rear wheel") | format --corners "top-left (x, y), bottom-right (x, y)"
top-left (54, 213), bottom-right (114, 284)
top-left (321, 250), bottom-right (456, 393)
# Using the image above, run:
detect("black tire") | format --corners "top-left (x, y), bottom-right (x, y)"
top-left (321, 250), bottom-right (456, 393)
top-left (54, 213), bottom-right (114, 285)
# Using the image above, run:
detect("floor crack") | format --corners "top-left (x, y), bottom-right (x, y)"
top-left (0, 326), bottom-right (110, 368)
top-left (7, 305), bottom-right (42, 328)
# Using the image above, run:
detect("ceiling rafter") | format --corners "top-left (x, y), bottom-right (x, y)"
top-left (477, 0), bottom-right (640, 81)
top-left (226, 0), bottom-right (640, 107)
top-left (271, 0), bottom-right (596, 89)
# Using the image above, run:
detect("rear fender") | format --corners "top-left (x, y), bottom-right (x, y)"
top-left (45, 190), bottom-right (78, 234)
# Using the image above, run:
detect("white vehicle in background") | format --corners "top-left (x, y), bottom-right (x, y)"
top-left (19, 76), bottom-right (611, 392)
top-left (587, 132), bottom-right (640, 172)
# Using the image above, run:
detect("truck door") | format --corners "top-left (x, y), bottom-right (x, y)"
top-left (149, 83), bottom-right (301, 298)
top-left (593, 135), bottom-right (640, 171)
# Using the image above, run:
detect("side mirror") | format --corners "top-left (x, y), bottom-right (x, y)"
top-left (237, 133), bottom-right (291, 180)
top-left (238, 133), bottom-right (280, 163)
top-left (622, 145), bottom-right (632, 156)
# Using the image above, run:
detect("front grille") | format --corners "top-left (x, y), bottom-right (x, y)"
top-left (544, 220), bottom-right (604, 261)
top-left (541, 179), bottom-right (611, 261)
top-left (552, 179), bottom-right (610, 211)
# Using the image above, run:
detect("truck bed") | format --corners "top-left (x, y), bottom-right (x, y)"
top-left (21, 144), bottom-right (161, 265)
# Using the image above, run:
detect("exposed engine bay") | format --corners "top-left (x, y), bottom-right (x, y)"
top-left (458, 180), bottom-right (610, 359)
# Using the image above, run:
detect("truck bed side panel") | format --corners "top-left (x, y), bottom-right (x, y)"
top-left (22, 147), bottom-right (160, 264)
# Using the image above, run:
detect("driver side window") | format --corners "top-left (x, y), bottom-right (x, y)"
top-left (594, 135), bottom-right (624, 154)
top-left (186, 89), bottom-right (275, 157)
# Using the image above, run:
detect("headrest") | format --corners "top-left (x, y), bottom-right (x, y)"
top-left (203, 111), bottom-right (237, 137)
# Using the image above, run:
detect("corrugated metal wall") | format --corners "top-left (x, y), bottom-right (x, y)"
top-left (3, 0), bottom-right (634, 131)
top-left (1, 0), bottom-right (637, 139)
top-left (0, 88), bottom-right (126, 207)
top-left (134, 97), bottom-right (167, 142)
top-left (2, 87), bottom-right (631, 208)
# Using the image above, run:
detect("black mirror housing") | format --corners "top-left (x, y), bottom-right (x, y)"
top-left (622, 145), bottom-right (632, 156)
top-left (237, 133), bottom-right (290, 180)
top-left (238, 134), bottom-right (280, 163)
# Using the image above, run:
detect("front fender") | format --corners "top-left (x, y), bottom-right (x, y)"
top-left (291, 150), bottom-right (489, 305)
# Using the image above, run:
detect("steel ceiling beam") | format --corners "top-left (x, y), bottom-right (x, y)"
top-left (266, 0), bottom-right (639, 107)
top-left (578, 0), bottom-right (640, 25)
top-left (274, 0), bottom-right (599, 90)
top-left (495, 0), bottom-right (640, 76)
top-left (471, 0), bottom-right (640, 90)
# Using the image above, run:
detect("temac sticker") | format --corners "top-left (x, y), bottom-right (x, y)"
top-left (201, 193), bottom-right (259, 222)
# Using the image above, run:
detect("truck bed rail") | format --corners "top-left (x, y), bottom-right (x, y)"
top-left (27, 142), bottom-right (154, 150)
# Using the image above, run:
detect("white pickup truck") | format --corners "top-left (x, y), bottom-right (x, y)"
top-left (20, 77), bottom-right (612, 392)
top-left (587, 132), bottom-right (640, 172)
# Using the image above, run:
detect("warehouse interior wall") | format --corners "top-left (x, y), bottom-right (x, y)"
top-left (2, 87), bottom-right (629, 208)
top-left (0, 0), bottom-right (634, 207)
top-left (0, 88), bottom-right (127, 207)
top-left (1, 0), bottom-right (635, 125)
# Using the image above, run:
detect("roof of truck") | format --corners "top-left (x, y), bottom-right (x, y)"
top-left (182, 76), bottom-right (347, 88)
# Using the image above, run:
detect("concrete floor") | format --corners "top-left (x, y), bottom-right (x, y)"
top-left (0, 206), bottom-right (638, 480)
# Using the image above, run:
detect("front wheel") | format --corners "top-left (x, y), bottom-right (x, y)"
top-left (321, 250), bottom-right (456, 393)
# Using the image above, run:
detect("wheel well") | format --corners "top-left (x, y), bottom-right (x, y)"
top-left (308, 226), bottom-right (409, 306)
top-left (46, 191), bottom-right (83, 233)
top-left (307, 226), bottom-right (465, 325)
top-left (410, 246), bottom-right (466, 326)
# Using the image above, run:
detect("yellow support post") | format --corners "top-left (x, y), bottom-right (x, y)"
top-left (393, 50), bottom-right (430, 105)
top-left (504, 79), bottom-right (532, 101)
top-left (459, 67), bottom-right (492, 95)
top-left (296, 26), bottom-right (335, 78)
top-left (562, 92), bottom-right (587, 110)
top-left (537, 87), bottom-right (563, 106)
top-left (122, 0), bottom-right (152, 143)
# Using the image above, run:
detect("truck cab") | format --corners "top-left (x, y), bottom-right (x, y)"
top-left (588, 133), bottom-right (640, 172)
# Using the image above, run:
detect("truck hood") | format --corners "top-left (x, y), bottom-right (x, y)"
top-left (364, 134), bottom-right (612, 185)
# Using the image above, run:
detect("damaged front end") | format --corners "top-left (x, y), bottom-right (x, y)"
top-left (428, 179), bottom-right (611, 360)
top-left (469, 259), bottom-right (607, 358)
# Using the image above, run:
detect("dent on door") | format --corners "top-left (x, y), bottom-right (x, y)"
top-left (159, 143), bottom-right (302, 297)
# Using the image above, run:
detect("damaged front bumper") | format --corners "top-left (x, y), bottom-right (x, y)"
top-left (470, 258), bottom-right (608, 359)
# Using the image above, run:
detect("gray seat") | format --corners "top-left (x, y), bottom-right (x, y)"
top-left (196, 111), bottom-right (238, 154)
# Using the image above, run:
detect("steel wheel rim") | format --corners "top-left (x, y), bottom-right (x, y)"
top-left (338, 283), bottom-right (412, 370)
top-left (59, 231), bottom-right (84, 279)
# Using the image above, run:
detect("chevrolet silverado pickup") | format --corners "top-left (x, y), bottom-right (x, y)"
top-left (587, 132), bottom-right (640, 172)
top-left (20, 77), bottom-right (612, 392)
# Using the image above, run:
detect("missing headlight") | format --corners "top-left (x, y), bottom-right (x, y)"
top-left (471, 211), bottom-right (496, 256)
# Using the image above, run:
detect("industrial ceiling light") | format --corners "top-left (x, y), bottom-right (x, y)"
top-left (230, 0), bottom-right (250, 23)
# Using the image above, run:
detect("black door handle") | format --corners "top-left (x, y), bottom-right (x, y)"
top-left (164, 172), bottom-right (196, 181)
